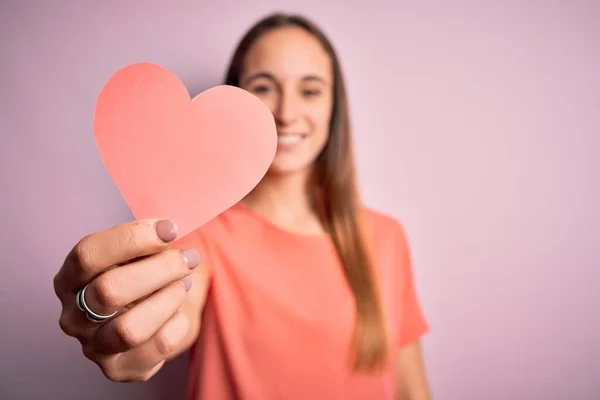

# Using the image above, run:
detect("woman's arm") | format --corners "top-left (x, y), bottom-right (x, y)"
top-left (396, 340), bottom-right (430, 400)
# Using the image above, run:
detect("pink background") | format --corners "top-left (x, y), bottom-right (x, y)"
top-left (1, 1), bottom-right (598, 399)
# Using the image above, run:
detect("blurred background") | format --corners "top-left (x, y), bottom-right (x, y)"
top-left (1, 1), bottom-right (598, 399)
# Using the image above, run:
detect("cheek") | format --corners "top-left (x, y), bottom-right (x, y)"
top-left (307, 104), bottom-right (332, 139)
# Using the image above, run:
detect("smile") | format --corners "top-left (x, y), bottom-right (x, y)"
top-left (277, 135), bottom-right (304, 145)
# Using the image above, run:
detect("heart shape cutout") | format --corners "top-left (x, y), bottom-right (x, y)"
top-left (93, 62), bottom-right (277, 237)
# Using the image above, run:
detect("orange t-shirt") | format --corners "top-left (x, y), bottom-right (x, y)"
top-left (179, 202), bottom-right (428, 400)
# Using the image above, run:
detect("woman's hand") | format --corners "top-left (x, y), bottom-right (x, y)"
top-left (53, 219), bottom-right (207, 382)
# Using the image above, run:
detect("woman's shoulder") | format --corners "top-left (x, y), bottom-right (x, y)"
top-left (360, 206), bottom-right (412, 261)
top-left (361, 206), bottom-right (407, 240)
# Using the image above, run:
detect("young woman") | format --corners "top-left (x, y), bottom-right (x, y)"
top-left (54, 13), bottom-right (431, 400)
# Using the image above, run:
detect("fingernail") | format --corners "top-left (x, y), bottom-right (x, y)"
top-left (180, 249), bottom-right (200, 269)
top-left (156, 220), bottom-right (178, 242)
top-left (182, 275), bottom-right (193, 291)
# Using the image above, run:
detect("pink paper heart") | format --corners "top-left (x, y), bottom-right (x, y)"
top-left (93, 62), bottom-right (276, 237)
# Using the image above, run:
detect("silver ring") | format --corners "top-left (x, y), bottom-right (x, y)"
top-left (76, 283), bottom-right (117, 323)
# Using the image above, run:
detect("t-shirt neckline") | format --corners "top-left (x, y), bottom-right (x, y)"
top-left (233, 201), bottom-right (330, 242)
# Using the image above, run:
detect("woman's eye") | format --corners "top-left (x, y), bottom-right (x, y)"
top-left (302, 89), bottom-right (321, 98)
top-left (252, 85), bottom-right (271, 94)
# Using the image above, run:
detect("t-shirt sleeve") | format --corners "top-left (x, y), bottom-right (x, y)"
top-left (393, 220), bottom-right (429, 347)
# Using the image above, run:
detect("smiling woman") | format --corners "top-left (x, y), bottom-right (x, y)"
top-left (224, 14), bottom-right (391, 370)
top-left (227, 22), bottom-right (334, 176)
top-left (53, 12), bottom-right (430, 400)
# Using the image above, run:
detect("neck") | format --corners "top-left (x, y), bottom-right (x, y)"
top-left (242, 168), bottom-right (318, 225)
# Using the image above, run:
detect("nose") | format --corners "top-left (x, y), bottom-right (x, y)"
top-left (273, 91), bottom-right (299, 126)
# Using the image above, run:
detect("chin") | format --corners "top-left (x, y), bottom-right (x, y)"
top-left (266, 155), bottom-right (316, 177)
top-left (266, 163), bottom-right (310, 177)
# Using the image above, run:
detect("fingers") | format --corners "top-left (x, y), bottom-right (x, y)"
top-left (113, 310), bottom-right (190, 379)
top-left (76, 263), bottom-right (210, 382)
top-left (90, 309), bottom-right (190, 382)
top-left (82, 247), bottom-right (200, 317)
top-left (93, 277), bottom-right (191, 354)
top-left (55, 219), bottom-right (179, 295)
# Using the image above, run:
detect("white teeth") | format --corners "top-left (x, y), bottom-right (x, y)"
top-left (277, 135), bottom-right (302, 145)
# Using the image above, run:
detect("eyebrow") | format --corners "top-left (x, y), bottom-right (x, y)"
top-left (242, 72), bottom-right (328, 86)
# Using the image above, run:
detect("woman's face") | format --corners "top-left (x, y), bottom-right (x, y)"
top-left (240, 26), bottom-right (334, 176)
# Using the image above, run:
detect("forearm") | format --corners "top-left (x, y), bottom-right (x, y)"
top-left (396, 341), bottom-right (431, 400)
top-left (397, 376), bottom-right (431, 400)
top-left (396, 386), bottom-right (430, 400)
